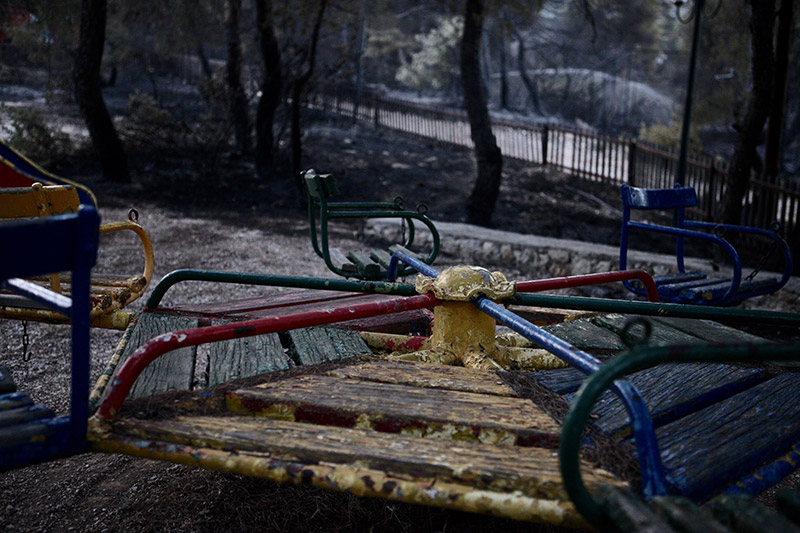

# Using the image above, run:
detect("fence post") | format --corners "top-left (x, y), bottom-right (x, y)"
top-left (374, 97), bottom-right (379, 127)
top-left (627, 140), bottom-right (637, 186)
top-left (707, 159), bottom-right (716, 221)
top-left (541, 125), bottom-right (549, 166)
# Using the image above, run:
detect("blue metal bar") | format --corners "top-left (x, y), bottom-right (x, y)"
top-left (389, 249), bottom-right (669, 496)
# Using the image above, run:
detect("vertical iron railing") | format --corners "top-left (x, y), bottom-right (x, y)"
top-left (307, 85), bottom-right (800, 241)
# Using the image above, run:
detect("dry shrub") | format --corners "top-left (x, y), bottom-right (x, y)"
top-left (0, 104), bottom-right (73, 166)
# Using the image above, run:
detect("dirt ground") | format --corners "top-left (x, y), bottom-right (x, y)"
top-left (0, 118), bottom-right (797, 532)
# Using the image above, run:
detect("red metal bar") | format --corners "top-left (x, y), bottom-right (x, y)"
top-left (516, 270), bottom-right (660, 303)
top-left (97, 293), bottom-right (439, 420)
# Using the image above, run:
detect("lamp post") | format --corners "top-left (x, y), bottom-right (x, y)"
top-left (674, 0), bottom-right (722, 186)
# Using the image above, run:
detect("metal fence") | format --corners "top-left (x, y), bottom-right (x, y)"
top-left (307, 86), bottom-right (800, 243)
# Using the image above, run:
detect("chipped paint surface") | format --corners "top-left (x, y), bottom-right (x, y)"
top-left (388, 300), bottom-right (568, 371)
top-left (415, 266), bottom-right (516, 302)
top-left (89, 426), bottom-right (597, 529)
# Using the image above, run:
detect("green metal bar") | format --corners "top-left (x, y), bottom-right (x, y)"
top-left (145, 269), bottom-right (418, 310)
top-left (560, 340), bottom-right (800, 527)
top-left (510, 293), bottom-right (800, 326)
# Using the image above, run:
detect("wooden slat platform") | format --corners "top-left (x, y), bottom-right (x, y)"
top-left (94, 292), bottom-right (800, 516)
top-left (166, 289), bottom-right (433, 334)
top-left (91, 359), bottom-right (626, 528)
top-left (286, 326), bottom-right (372, 365)
top-left (206, 330), bottom-right (289, 387)
top-left (327, 359), bottom-right (517, 396)
top-left (109, 314), bottom-right (373, 399)
top-left (228, 374), bottom-right (560, 447)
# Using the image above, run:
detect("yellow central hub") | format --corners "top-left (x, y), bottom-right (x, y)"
top-left (431, 301), bottom-right (496, 352)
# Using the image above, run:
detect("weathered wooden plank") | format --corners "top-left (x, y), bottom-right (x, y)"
top-left (336, 308), bottom-right (432, 335)
top-left (369, 249), bottom-right (393, 268)
top-left (656, 373), bottom-right (800, 502)
top-left (347, 249), bottom-right (381, 279)
top-left (330, 247), bottom-right (357, 274)
top-left (119, 313), bottom-right (199, 398)
top-left (287, 327), bottom-right (372, 366)
top-left (166, 291), bottom-right (431, 334)
top-left (207, 333), bottom-right (290, 387)
top-left (111, 415), bottom-right (624, 500)
top-left (327, 359), bottom-right (516, 396)
top-left (0, 420), bottom-right (58, 449)
top-left (0, 404), bottom-right (53, 428)
top-left (168, 288), bottom-right (362, 316)
top-left (584, 363), bottom-right (763, 437)
top-left (650, 316), bottom-right (770, 345)
top-left (542, 318), bottom-right (626, 353)
top-left (228, 374), bottom-right (560, 447)
top-left (531, 368), bottom-right (590, 395)
top-left (507, 306), bottom-right (592, 327)
top-left (0, 392), bottom-right (32, 411)
top-left (592, 314), bottom-right (707, 346)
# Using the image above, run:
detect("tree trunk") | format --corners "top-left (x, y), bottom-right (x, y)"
top-left (721, 0), bottom-right (775, 225)
top-left (514, 29), bottom-right (543, 115)
top-left (73, 0), bottom-right (129, 182)
top-left (461, 0), bottom-right (502, 227)
top-left (226, 0), bottom-right (251, 154)
top-left (764, 0), bottom-right (793, 176)
top-left (291, 0), bottom-right (328, 192)
top-left (254, 0), bottom-right (282, 179)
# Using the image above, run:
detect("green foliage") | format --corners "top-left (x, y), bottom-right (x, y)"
top-left (0, 104), bottom-right (73, 165)
top-left (638, 116), bottom-right (703, 152)
top-left (395, 15), bottom-right (463, 91)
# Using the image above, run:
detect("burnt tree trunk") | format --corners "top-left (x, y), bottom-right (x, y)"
top-left (461, 0), bottom-right (502, 227)
top-left (764, 0), bottom-right (793, 176)
top-left (226, 0), bottom-right (251, 154)
top-left (721, 0), bottom-right (775, 225)
top-left (254, 0), bottom-right (282, 178)
top-left (73, 0), bottom-right (129, 182)
top-left (291, 0), bottom-right (328, 192)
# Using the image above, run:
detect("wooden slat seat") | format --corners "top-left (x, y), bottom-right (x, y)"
top-left (619, 184), bottom-right (793, 306)
top-left (578, 362), bottom-right (764, 437)
top-left (652, 373), bottom-right (800, 502)
top-left (304, 169), bottom-right (440, 280)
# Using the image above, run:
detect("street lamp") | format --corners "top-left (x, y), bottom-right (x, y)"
top-left (674, 0), bottom-right (722, 186)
